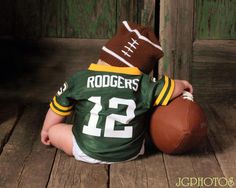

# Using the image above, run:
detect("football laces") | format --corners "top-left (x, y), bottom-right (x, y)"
top-left (182, 91), bottom-right (194, 102)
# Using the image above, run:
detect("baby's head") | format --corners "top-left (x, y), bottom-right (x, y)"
top-left (98, 21), bottom-right (164, 74)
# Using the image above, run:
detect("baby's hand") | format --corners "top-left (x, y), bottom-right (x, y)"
top-left (180, 80), bottom-right (193, 94)
top-left (171, 80), bottom-right (193, 100)
top-left (41, 129), bottom-right (51, 145)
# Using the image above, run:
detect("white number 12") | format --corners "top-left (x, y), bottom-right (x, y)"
top-left (82, 97), bottom-right (136, 138)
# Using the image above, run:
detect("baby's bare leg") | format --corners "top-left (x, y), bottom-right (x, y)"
top-left (48, 124), bottom-right (73, 156)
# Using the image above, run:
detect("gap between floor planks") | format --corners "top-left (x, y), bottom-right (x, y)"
top-left (0, 102), bottom-right (235, 188)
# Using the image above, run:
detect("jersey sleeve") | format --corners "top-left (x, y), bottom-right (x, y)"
top-left (50, 78), bottom-right (75, 116)
top-left (153, 76), bottom-right (175, 106)
top-left (141, 75), bottom-right (175, 108)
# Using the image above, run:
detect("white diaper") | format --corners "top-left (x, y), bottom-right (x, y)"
top-left (72, 136), bottom-right (145, 164)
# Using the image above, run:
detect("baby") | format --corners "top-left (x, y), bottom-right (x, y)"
top-left (41, 21), bottom-right (192, 164)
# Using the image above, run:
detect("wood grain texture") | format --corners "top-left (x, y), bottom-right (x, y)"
top-left (0, 104), bottom-right (19, 154)
top-left (0, 104), bottom-right (56, 188)
top-left (17, 132), bottom-right (57, 188)
top-left (192, 62), bottom-right (236, 102)
top-left (47, 151), bottom-right (108, 188)
top-left (0, 0), bottom-right (14, 36)
top-left (159, 0), bottom-right (175, 77)
top-left (15, 0), bottom-right (41, 38)
top-left (27, 39), bottom-right (106, 102)
top-left (193, 40), bottom-right (236, 64)
top-left (0, 0), bottom-right (148, 38)
top-left (47, 106), bottom-right (108, 188)
top-left (159, 0), bottom-right (194, 80)
top-left (190, 140), bottom-right (225, 178)
top-left (117, 0), bottom-right (138, 25)
top-left (192, 40), bottom-right (236, 102)
top-left (140, 0), bottom-right (156, 29)
top-left (195, 0), bottom-right (236, 40)
top-left (117, 0), bottom-right (157, 29)
top-left (204, 103), bottom-right (236, 179)
top-left (164, 154), bottom-right (196, 188)
top-left (164, 139), bottom-right (225, 188)
top-left (110, 154), bottom-right (169, 188)
top-left (0, 38), bottom-right (106, 103)
top-left (41, 0), bottom-right (116, 38)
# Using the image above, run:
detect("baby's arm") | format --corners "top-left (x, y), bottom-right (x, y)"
top-left (41, 108), bottom-right (65, 145)
top-left (171, 80), bottom-right (193, 100)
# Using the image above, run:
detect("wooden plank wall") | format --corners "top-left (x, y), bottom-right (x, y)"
top-left (0, 39), bottom-right (107, 103)
top-left (195, 0), bottom-right (236, 40)
top-left (15, 0), bottom-right (41, 38)
top-left (192, 40), bottom-right (236, 102)
top-left (0, 0), bottom-right (158, 103)
top-left (160, 0), bottom-right (236, 103)
top-left (192, 0), bottom-right (236, 102)
top-left (159, 0), bottom-right (194, 79)
top-left (41, 0), bottom-right (116, 38)
top-left (0, 0), bottom-right (157, 39)
top-left (0, 0), bottom-right (14, 36)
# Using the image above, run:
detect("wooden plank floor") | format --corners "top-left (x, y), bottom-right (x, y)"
top-left (0, 101), bottom-right (235, 188)
top-left (0, 39), bottom-right (235, 187)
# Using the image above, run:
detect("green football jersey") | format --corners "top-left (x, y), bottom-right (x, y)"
top-left (50, 63), bottom-right (174, 162)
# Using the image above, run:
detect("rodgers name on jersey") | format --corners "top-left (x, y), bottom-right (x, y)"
top-left (87, 74), bottom-right (140, 91)
top-left (50, 64), bottom-right (175, 162)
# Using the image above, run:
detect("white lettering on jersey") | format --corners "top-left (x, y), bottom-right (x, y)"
top-left (56, 82), bottom-right (68, 96)
top-left (82, 97), bottom-right (102, 136)
top-left (117, 76), bottom-right (125, 89)
top-left (87, 76), bottom-right (94, 88)
top-left (110, 75), bottom-right (118, 87)
top-left (104, 97), bottom-right (135, 138)
top-left (102, 75), bottom-right (110, 87)
top-left (87, 75), bottom-right (140, 91)
top-left (132, 79), bottom-right (139, 91)
top-left (82, 96), bottom-right (136, 138)
top-left (95, 75), bottom-right (102, 88)
top-left (124, 79), bottom-right (132, 90)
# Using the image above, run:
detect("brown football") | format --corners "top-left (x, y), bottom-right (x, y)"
top-left (150, 94), bottom-right (207, 154)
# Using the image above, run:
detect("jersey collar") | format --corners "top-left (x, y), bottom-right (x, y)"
top-left (88, 64), bottom-right (142, 75)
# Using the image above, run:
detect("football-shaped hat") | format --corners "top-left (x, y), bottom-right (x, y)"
top-left (99, 21), bottom-right (164, 74)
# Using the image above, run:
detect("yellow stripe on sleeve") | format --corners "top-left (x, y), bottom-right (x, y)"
top-left (50, 103), bottom-right (72, 116)
top-left (154, 76), bottom-right (169, 106)
top-left (53, 96), bottom-right (73, 111)
top-left (162, 79), bottom-right (175, 105)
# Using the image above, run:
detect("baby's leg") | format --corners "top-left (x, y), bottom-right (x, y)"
top-left (48, 124), bottom-right (73, 156)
